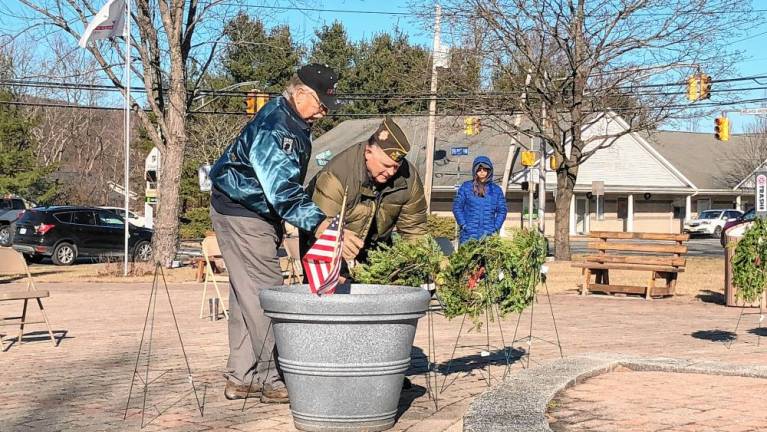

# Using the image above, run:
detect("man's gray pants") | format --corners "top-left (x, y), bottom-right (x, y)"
top-left (210, 207), bottom-right (284, 388)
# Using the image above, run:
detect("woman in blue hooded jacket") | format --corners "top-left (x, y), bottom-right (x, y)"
top-left (452, 156), bottom-right (508, 244)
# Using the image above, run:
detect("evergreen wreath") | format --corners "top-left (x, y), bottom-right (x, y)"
top-left (351, 235), bottom-right (445, 288)
top-left (437, 230), bottom-right (547, 328)
top-left (732, 217), bottom-right (767, 303)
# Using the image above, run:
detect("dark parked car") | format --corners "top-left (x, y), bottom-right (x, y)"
top-left (720, 207), bottom-right (756, 247)
top-left (11, 206), bottom-right (153, 265)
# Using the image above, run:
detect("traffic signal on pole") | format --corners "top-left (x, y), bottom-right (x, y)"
top-left (700, 74), bottom-right (712, 100)
top-left (246, 92), bottom-right (257, 114)
top-left (521, 150), bottom-right (537, 167)
top-left (246, 91), bottom-right (269, 115)
top-left (687, 75), bottom-right (700, 102)
top-left (714, 116), bottom-right (730, 141)
top-left (549, 155), bottom-right (559, 170)
top-left (464, 116), bottom-right (481, 135)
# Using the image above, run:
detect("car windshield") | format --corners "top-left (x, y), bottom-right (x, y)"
top-left (699, 210), bottom-right (720, 219)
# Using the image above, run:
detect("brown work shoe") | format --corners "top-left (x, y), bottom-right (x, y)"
top-left (260, 382), bottom-right (290, 404)
top-left (224, 380), bottom-right (262, 400)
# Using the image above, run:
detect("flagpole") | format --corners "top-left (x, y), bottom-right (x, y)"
top-left (339, 186), bottom-right (349, 270)
top-left (123, 0), bottom-right (131, 276)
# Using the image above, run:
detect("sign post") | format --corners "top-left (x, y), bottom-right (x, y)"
top-left (756, 171), bottom-right (767, 218)
top-left (592, 181), bottom-right (605, 221)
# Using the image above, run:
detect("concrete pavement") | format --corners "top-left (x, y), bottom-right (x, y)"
top-left (0, 281), bottom-right (765, 431)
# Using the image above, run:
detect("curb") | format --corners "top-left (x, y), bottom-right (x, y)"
top-left (462, 354), bottom-right (767, 432)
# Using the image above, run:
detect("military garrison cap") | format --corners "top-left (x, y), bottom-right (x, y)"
top-left (371, 118), bottom-right (410, 162)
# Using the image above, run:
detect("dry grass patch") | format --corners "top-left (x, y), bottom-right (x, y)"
top-left (20, 262), bottom-right (199, 283)
top-left (12, 253), bottom-right (727, 302)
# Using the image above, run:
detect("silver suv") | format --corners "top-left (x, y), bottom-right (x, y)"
top-left (0, 197), bottom-right (28, 247)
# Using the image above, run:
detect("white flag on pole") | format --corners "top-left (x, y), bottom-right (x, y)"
top-left (78, 0), bottom-right (126, 48)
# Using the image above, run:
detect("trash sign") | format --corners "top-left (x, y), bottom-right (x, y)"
top-left (451, 147), bottom-right (469, 156)
top-left (756, 171), bottom-right (767, 216)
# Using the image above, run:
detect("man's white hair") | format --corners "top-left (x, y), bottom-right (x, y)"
top-left (282, 74), bottom-right (313, 99)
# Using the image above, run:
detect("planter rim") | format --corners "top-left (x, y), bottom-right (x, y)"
top-left (260, 284), bottom-right (431, 317)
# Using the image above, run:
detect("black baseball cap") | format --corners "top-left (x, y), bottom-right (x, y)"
top-left (297, 63), bottom-right (340, 111)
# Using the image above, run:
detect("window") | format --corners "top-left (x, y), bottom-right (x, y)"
top-left (97, 210), bottom-right (124, 227)
top-left (11, 199), bottom-right (24, 210)
top-left (54, 212), bottom-right (72, 223)
top-left (0, 200), bottom-right (10, 210)
top-left (725, 210), bottom-right (741, 220)
top-left (617, 198), bottom-right (628, 220)
top-left (72, 211), bottom-right (96, 225)
top-left (698, 210), bottom-right (721, 220)
top-left (696, 199), bottom-right (711, 213)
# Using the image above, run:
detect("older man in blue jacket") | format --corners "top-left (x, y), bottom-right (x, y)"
top-left (209, 64), bottom-right (363, 403)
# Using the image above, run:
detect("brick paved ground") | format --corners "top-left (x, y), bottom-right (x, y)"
top-left (547, 368), bottom-right (767, 432)
top-left (1, 281), bottom-right (765, 431)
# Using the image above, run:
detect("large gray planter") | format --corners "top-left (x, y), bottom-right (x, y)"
top-left (260, 284), bottom-right (431, 432)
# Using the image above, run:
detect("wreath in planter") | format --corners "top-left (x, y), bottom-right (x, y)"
top-left (351, 235), bottom-right (445, 288)
top-left (731, 217), bottom-right (767, 302)
top-left (437, 230), bottom-right (547, 328)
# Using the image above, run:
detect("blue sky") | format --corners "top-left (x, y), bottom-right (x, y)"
top-left (2, 0), bottom-right (767, 133)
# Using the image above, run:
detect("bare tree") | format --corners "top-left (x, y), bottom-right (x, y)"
top-left (719, 119), bottom-right (767, 189)
top-left (11, 0), bottom-right (241, 264)
top-left (427, 0), bottom-right (759, 259)
top-left (186, 113), bottom-right (245, 165)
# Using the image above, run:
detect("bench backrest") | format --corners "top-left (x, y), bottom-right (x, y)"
top-left (202, 235), bottom-right (222, 259)
top-left (585, 231), bottom-right (689, 268)
top-left (0, 248), bottom-right (28, 275)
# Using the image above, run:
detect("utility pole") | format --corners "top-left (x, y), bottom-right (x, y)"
top-left (538, 101), bottom-right (547, 233)
top-left (500, 73), bottom-right (531, 195)
top-left (423, 3), bottom-right (441, 213)
top-left (528, 136), bottom-right (535, 228)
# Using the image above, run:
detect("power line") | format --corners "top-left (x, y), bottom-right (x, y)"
top-left (6, 95), bottom-right (767, 117)
top-left (6, 73), bottom-right (767, 98)
top-left (217, 3), bottom-right (411, 16)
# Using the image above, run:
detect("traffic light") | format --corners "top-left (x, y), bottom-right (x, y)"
top-left (521, 181), bottom-right (529, 191)
top-left (464, 116), bottom-right (481, 135)
top-left (687, 75), bottom-right (700, 102)
top-left (700, 74), bottom-right (712, 100)
top-left (521, 150), bottom-right (537, 167)
top-left (246, 91), bottom-right (269, 115)
top-left (714, 116), bottom-right (730, 141)
top-left (549, 155), bottom-right (559, 170)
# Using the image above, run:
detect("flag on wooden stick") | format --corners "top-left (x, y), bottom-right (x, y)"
top-left (302, 191), bottom-right (348, 296)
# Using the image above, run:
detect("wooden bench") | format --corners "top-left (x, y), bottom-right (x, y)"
top-left (572, 231), bottom-right (689, 299)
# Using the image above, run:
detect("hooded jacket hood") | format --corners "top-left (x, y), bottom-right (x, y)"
top-left (472, 156), bottom-right (494, 177)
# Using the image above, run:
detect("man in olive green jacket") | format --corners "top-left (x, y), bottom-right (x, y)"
top-left (301, 117), bottom-right (427, 272)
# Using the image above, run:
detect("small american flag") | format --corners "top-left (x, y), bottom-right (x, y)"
top-left (302, 215), bottom-right (345, 296)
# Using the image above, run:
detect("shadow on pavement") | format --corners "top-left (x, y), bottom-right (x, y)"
top-left (696, 290), bottom-right (725, 305)
top-left (396, 382), bottom-right (427, 421)
top-left (1, 329), bottom-right (70, 351)
top-left (690, 329), bottom-right (737, 342)
top-left (747, 327), bottom-right (767, 337)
